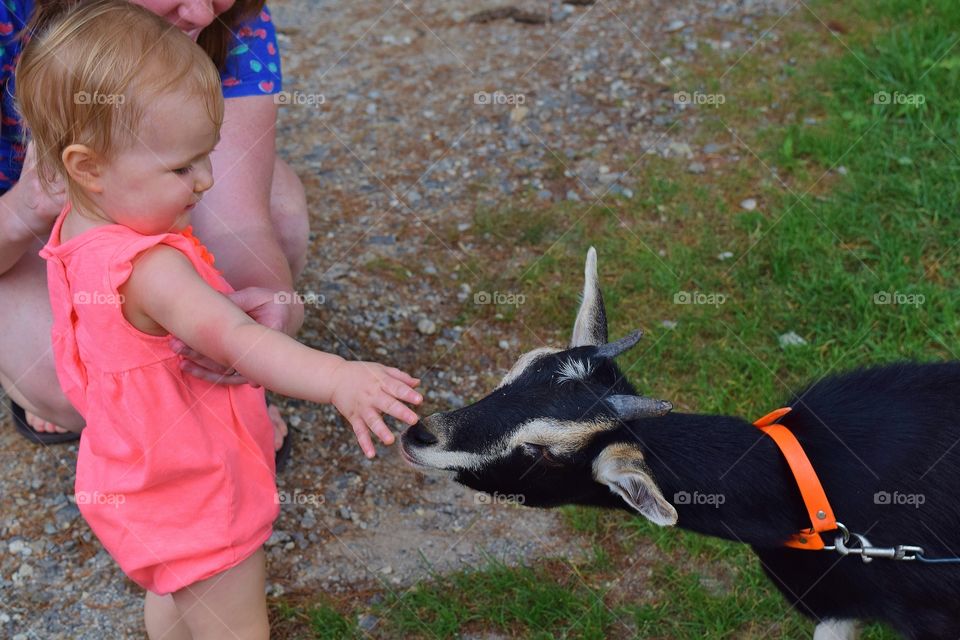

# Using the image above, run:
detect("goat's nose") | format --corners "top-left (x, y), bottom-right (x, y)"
top-left (407, 422), bottom-right (439, 446)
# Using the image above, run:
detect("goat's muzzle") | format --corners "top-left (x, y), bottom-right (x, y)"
top-left (405, 421), bottom-right (439, 446)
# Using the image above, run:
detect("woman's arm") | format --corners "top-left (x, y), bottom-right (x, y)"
top-left (123, 245), bottom-right (421, 457)
top-left (191, 94), bottom-right (304, 337)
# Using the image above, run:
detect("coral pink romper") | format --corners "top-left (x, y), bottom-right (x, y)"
top-left (39, 203), bottom-right (279, 595)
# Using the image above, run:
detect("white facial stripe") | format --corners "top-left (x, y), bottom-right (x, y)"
top-left (496, 347), bottom-right (560, 389)
top-left (556, 357), bottom-right (594, 384)
top-left (508, 417), bottom-right (617, 455)
top-left (409, 447), bottom-right (491, 472)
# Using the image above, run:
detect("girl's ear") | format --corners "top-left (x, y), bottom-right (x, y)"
top-left (61, 144), bottom-right (104, 193)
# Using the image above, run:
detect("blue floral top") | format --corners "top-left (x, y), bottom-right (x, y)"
top-left (0, 0), bottom-right (283, 191)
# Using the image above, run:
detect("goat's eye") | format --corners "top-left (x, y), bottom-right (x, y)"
top-left (522, 443), bottom-right (561, 465)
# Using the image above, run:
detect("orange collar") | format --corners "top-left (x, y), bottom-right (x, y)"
top-left (753, 407), bottom-right (838, 550)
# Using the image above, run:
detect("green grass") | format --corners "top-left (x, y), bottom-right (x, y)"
top-left (277, 1), bottom-right (959, 637)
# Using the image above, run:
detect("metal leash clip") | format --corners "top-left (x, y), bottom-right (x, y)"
top-left (832, 530), bottom-right (924, 563)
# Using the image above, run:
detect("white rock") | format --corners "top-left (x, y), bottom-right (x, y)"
top-left (417, 319), bottom-right (437, 335)
top-left (717, 251), bottom-right (734, 261)
top-left (510, 106), bottom-right (529, 123)
top-left (779, 331), bottom-right (808, 348)
top-left (740, 198), bottom-right (758, 211)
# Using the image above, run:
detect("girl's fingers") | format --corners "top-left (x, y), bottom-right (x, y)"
top-left (364, 411), bottom-right (395, 446)
top-left (382, 380), bottom-right (422, 405)
top-left (349, 417), bottom-right (376, 459)
top-left (386, 367), bottom-right (420, 387)
top-left (376, 396), bottom-right (419, 426)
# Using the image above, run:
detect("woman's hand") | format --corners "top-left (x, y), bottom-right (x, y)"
top-left (168, 286), bottom-right (302, 385)
top-left (10, 141), bottom-right (66, 237)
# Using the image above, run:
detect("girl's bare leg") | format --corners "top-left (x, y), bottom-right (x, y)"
top-left (145, 592), bottom-right (192, 640)
top-left (167, 548), bottom-right (269, 640)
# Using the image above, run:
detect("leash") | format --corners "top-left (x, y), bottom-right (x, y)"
top-left (753, 408), bottom-right (960, 564)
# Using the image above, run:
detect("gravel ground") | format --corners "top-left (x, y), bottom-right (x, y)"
top-left (1, 0), bottom-right (794, 636)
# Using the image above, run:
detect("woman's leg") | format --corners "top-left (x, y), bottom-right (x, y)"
top-left (268, 155), bottom-right (309, 281)
top-left (0, 238), bottom-right (85, 434)
top-left (166, 548), bottom-right (269, 640)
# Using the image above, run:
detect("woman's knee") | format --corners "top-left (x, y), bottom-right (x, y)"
top-left (0, 260), bottom-right (85, 432)
top-left (269, 156), bottom-right (309, 281)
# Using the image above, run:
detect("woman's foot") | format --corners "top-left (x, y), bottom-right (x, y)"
top-left (9, 400), bottom-right (80, 444)
top-left (24, 408), bottom-right (72, 434)
top-left (266, 404), bottom-right (288, 451)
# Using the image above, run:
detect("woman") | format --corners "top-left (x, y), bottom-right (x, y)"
top-left (0, 0), bottom-right (308, 461)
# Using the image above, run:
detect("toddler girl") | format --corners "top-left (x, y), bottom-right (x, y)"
top-left (15, 1), bottom-right (422, 638)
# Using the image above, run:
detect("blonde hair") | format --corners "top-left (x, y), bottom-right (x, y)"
top-left (15, 0), bottom-right (225, 207)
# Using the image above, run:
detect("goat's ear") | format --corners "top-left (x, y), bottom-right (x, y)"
top-left (593, 444), bottom-right (678, 526)
top-left (571, 247), bottom-right (609, 348)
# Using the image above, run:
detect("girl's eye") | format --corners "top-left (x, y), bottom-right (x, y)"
top-left (173, 165), bottom-right (193, 176)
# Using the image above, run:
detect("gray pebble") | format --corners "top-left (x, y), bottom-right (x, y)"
top-left (358, 614), bottom-right (379, 632)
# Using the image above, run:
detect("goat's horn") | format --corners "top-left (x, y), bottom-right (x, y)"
top-left (595, 330), bottom-right (643, 359)
top-left (606, 394), bottom-right (673, 421)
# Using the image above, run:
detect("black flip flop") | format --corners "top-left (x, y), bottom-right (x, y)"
top-left (9, 399), bottom-right (81, 445)
top-left (275, 422), bottom-right (293, 473)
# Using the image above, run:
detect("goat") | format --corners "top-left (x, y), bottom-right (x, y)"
top-left (401, 248), bottom-right (960, 640)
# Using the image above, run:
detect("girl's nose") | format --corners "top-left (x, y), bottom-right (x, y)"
top-left (194, 163), bottom-right (214, 193)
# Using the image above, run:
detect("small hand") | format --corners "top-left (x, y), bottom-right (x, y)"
top-left (330, 362), bottom-right (422, 458)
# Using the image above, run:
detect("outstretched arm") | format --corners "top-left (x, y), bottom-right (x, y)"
top-left (122, 245), bottom-right (421, 457)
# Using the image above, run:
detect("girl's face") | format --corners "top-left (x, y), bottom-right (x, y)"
top-left (130, 0), bottom-right (236, 40)
top-left (90, 91), bottom-right (219, 235)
